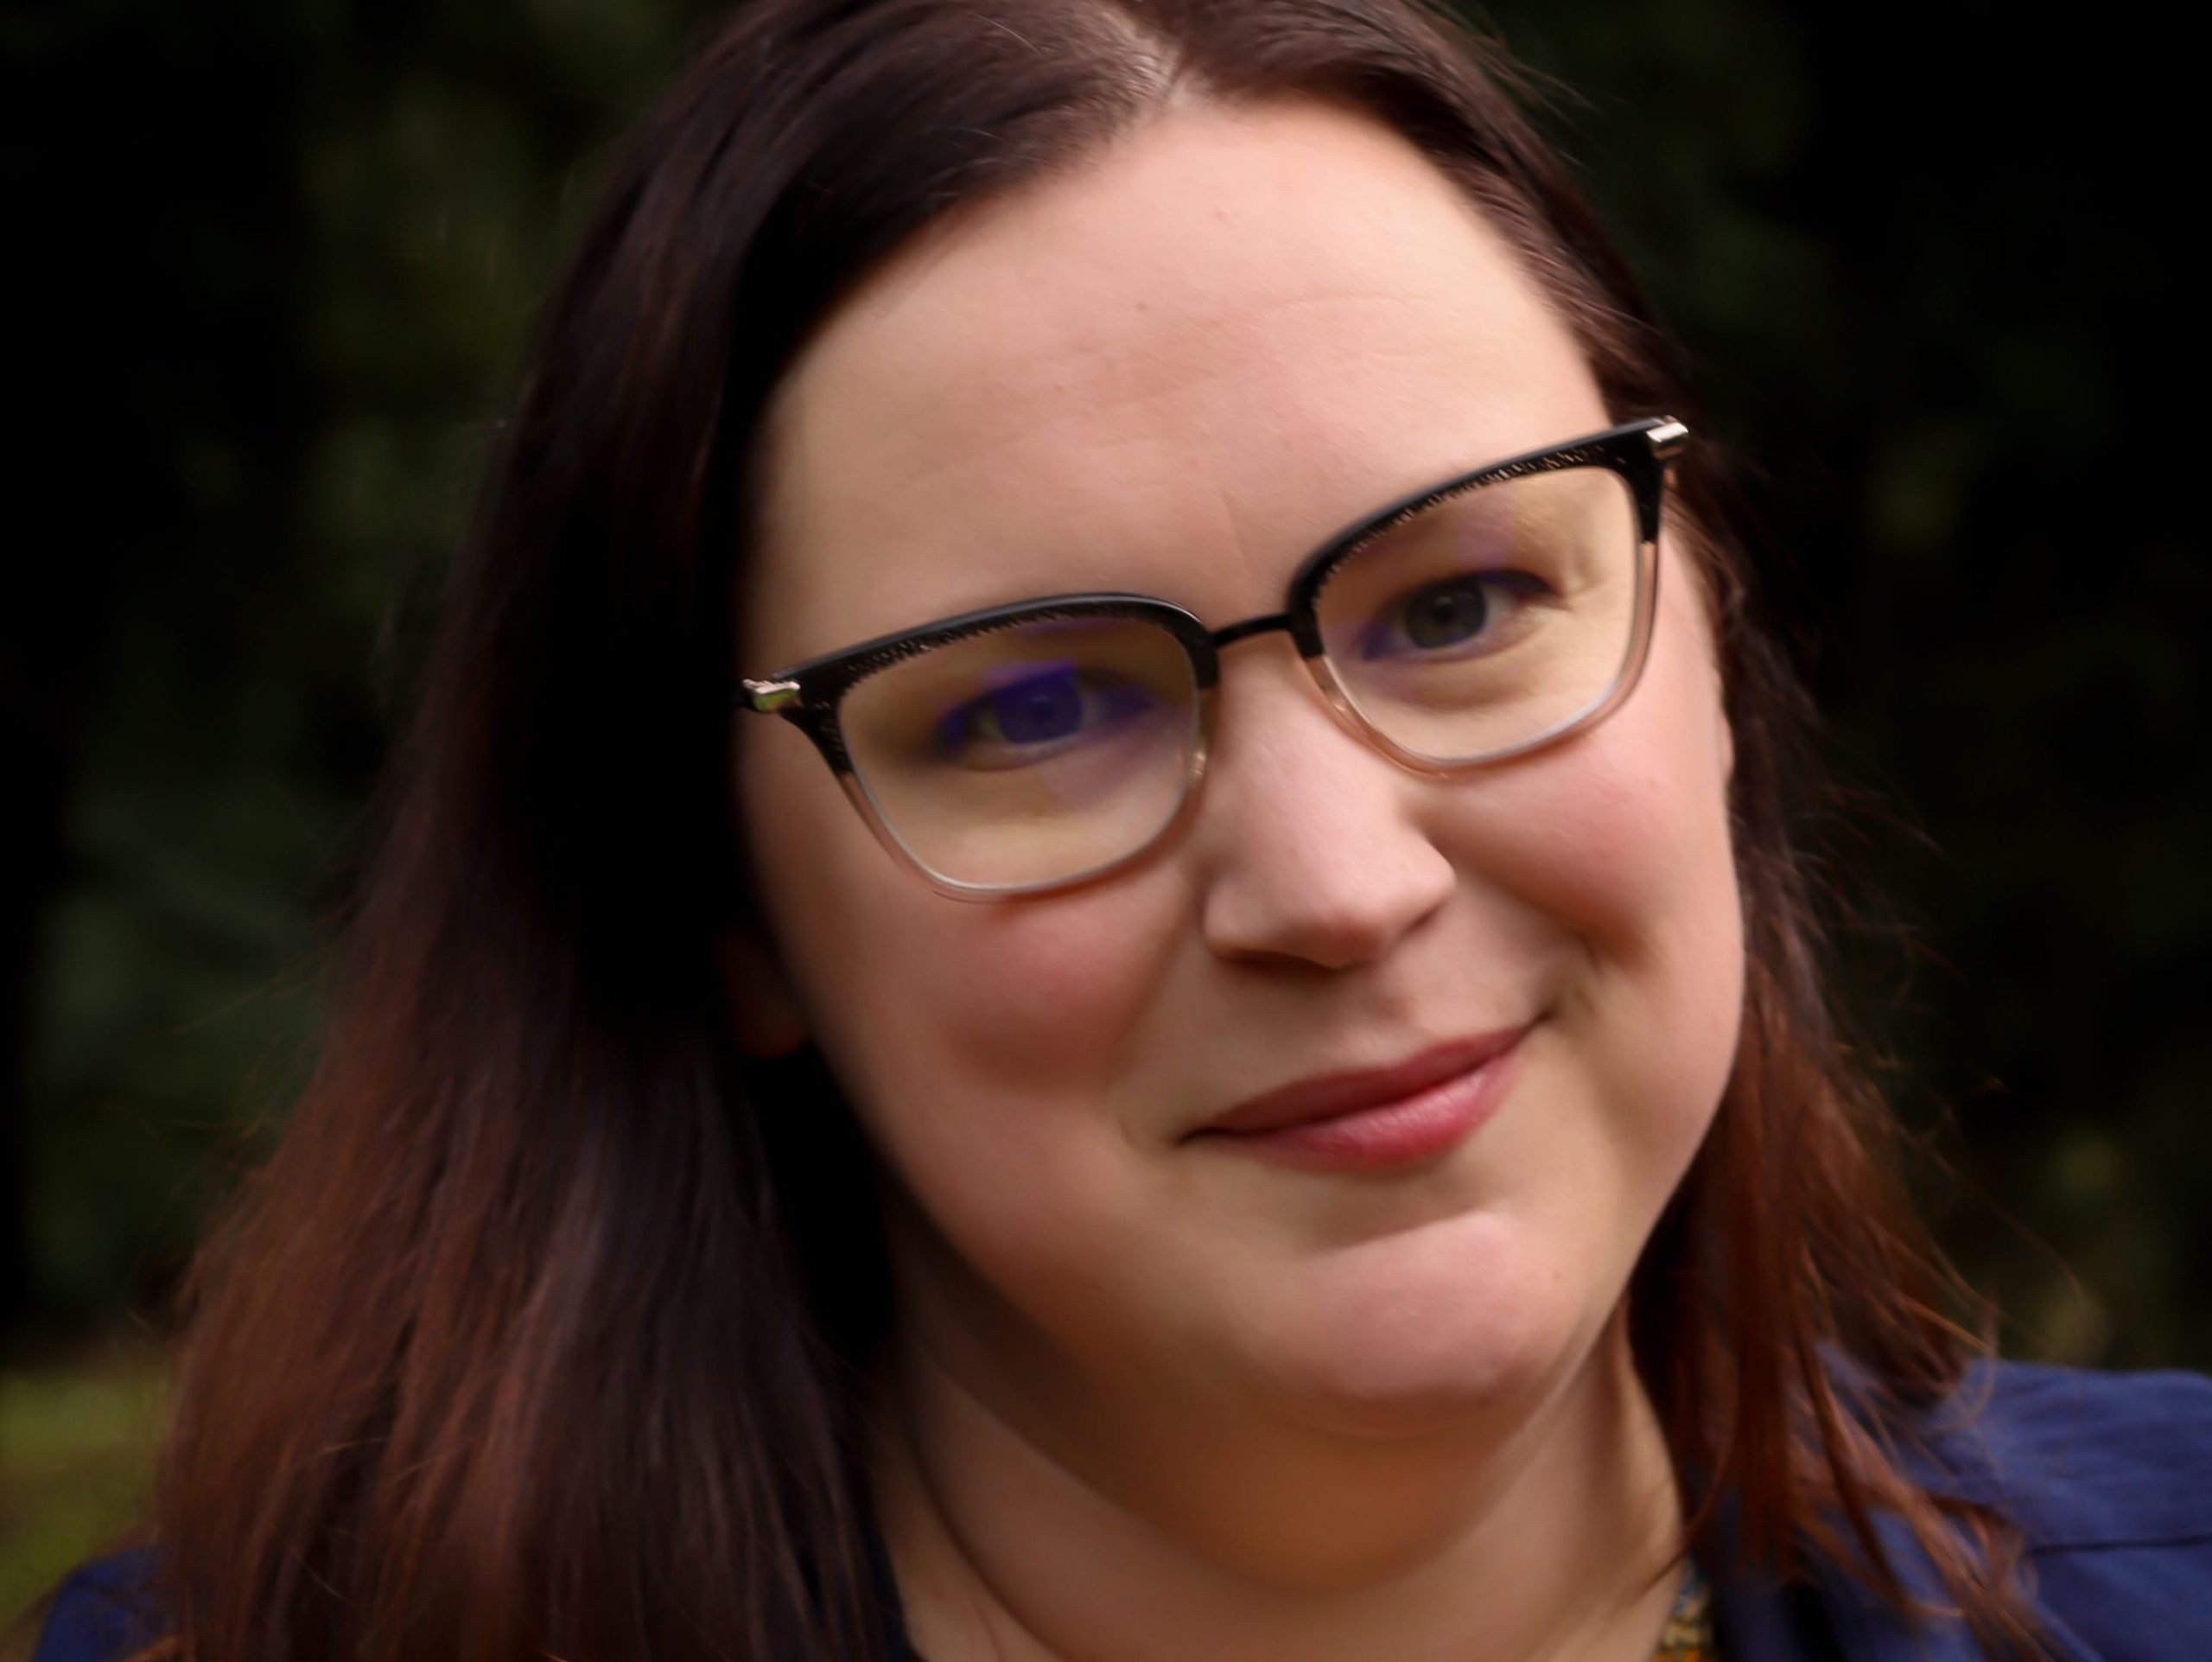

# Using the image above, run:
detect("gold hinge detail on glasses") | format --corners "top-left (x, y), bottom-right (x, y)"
top-left (743, 678), bottom-right (803, 713)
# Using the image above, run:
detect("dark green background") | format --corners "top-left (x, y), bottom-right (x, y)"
top-left (5, 1), bottom-right (2206, 1367)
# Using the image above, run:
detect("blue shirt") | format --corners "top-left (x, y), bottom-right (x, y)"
top-left (1707, 1361), bottom-right (2212, 1660)
top-left (35, 1361), bottom-right (2212, 1660)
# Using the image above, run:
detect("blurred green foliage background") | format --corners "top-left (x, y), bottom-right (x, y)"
top-left (3, 0), bottom-right (2206, 1621)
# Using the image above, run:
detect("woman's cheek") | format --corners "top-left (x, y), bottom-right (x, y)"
top-left (790, 878), bottom-right (1185, 1192)
top-left (1478, 570), bottom-right (1739, 971)
top-left (1440, 743), bottom-right (1725, 977)
top-left (914, 888), bottom-right (1184, 1097)
top-left (1440, 589), bottom-right (1745, 1157)
top-left (743, 728), bottom-right (1147, 1067)
top-left (848, 907), bottom-right (1185, 1345)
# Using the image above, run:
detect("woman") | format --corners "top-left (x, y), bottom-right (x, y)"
top-left (32, 2), bottom-right (2212, 1659)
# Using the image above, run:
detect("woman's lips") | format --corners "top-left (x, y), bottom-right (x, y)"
top-left (1187, 1028), bottom-right (1529, 1172)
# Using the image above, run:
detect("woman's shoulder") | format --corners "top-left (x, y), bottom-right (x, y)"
top-left (1715, 1360), bottom-right (2212, 1662)
top-left (1876, 1359), bottom-right (2212, 1660)
top-left (28, 1548), bottom-right (162, 1662)
top-left (1938, 1359), bottom-right (2212, 1659)
top-left (1919, 1357), bottom-right (2212, 1549)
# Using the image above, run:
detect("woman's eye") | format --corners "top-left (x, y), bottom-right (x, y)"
top-left (935, 664), bottom-right (1155, 766)
top-left (1359, 570), bottom-right (1544, 662)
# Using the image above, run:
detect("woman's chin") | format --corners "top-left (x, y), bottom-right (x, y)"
top-left (1224, 1226), bottom-right (1595, 1441)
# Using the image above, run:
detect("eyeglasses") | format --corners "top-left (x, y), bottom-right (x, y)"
top-left (739, 417), bottom-right (1688, 899)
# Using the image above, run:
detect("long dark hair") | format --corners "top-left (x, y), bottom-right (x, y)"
top-left (143, 2), bottom-right (2031, 1658)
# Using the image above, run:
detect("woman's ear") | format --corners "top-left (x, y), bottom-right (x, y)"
top-left (720, 929), bottom-right (811, 1059)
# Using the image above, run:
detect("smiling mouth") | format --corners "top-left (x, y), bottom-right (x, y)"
top-left (1186, 1028), bottom-right (1529, 1172)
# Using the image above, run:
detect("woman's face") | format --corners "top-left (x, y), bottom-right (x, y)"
top-left (736, 100), bottom-right (1745, 1440)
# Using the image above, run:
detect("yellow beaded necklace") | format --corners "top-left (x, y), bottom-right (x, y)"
top-left (1655, 1560), bottom-right (1718, 1661)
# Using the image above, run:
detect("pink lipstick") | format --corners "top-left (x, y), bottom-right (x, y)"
top-left (1188, 1028), bottom-right (1526, 1172)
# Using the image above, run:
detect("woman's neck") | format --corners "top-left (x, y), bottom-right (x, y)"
top-left (873, 1310), bottom-right (1688, 1662)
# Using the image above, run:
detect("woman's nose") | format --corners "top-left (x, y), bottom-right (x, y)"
top-left (1192, 654), bottom-right (1455, 970)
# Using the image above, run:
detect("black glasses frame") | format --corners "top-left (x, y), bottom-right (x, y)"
top-left (739, 416), bottom-right (1688, 898)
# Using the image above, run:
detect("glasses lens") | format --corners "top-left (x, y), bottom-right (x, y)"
top-left (1313, 465), bottom-right (1642, 763)
top-left (837, 614), bottom-right (1202, 890)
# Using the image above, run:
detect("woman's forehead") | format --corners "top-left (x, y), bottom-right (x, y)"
top-left (749, 99), bottom-right (1608, 660)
